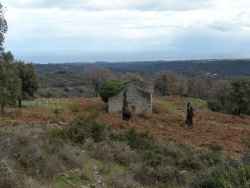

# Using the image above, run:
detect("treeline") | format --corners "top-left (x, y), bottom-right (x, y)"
top-left (153, 70), bottom-right (250, 116)
top-left (36, 63), bottom-right (250, 115)
top-left (35, 59), bottom-right (250, 78)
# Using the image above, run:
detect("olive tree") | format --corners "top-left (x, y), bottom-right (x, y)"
top-left (16, 61), bottom-right (39, 107)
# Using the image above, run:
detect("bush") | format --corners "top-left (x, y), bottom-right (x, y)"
top-left (99, 79), bottom-right (125, 103)
top-left (105, 172), bottom-right (138, 188)
top-left (134, 165), bottom-right (159, 185)
top-left (198, 150), bottom-right (222, 166)
top-left (52, 108), bottom-right (106, 143)
top-left (157, 167), bottom-right (186, 188)
top-left (52, 121), bottom-right (106, 144)
top-left (84, 138), bottom-right (141, 165)
top-left (109, 127), bottom-right (154, 150)
top-left (191, 165), bottom-right (250, 188)
top-left (207, 101), bottom-right (222, 112)
top-left (209, 142), bottom-right (223, 153)
top-left (242, 137), bottom-right (250, 165)
top-left (138, 149), bottom-right (167, 167)
top-left (90, 122), bottom-right (106, 142)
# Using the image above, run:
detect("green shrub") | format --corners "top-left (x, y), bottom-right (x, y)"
top-left (209, 142), bottom-right (223, 153)
top-left (52, 109), bottom-right (106, 143)
top-left (90, 122), bottom-right (106, 142)
top-left (190, 158), bottom-right (250, 188)
top-left (109, 127), bottom-right (153, 150)
top-left (242, 137), bottom-right (250, 165)
top-left (158, 167), bottom-right (186, 188)
top-left (199, 150), bottom-right (222, 166)
top-left (207, 101), bottom-right (222, 112)
top-left (177, 157), bottom-right (202, 170)
top-left (134, 165), bottom-right (159, 185)
top-left (138, 149), bottom-right (167, 167)
top-left (52, 121), bottom-right (107, 144)
top-left (165, 148), bottom-right (179, 158)
top-left (99, 79), bottom-right (125, 103)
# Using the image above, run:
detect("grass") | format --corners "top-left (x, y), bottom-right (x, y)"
top-left (22, 98), bottom-right (69, 109)
top-left (155, 99), bottom-right (176, 111)
top-left (155, 96), bottom-right (207, 120)
top-left (95, 159), bottom-right (125, 175)
top-left (110, 163), bottom-right (126, 175)
top-left (155, 98), bottom-right (184, 118)
top-left (53, 172), bottom-right (88, 188)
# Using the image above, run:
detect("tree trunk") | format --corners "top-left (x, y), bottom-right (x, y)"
top-left (1, 103), bottom-right (4, 116)
top-left (95, 85), bottom-right (99, 97)
top-left (18, 97), bottom-right (22, 108)
top-left (237, 107), bottom-right (242, 116)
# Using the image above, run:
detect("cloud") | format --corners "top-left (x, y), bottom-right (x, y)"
top-left (2, 0), bottom-right (250, 62)
top-left (2, 0), bottom-right (214, 11)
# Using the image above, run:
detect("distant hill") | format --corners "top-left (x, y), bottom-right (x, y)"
top-left (34, 59), bottom-right (250, 78)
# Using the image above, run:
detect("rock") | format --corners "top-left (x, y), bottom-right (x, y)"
top-left (80, 185), bottom-right (91, 188)
top-left (180, 170), bottom-right (187, 173)
top-left (58, 121), bottom-right (69, 126)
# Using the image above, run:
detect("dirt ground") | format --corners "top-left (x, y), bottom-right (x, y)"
top-left (7, 97), bottom-right (250, 158)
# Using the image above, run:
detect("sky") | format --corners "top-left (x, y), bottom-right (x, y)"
top-left (1, 0), bottom-right (250, 63)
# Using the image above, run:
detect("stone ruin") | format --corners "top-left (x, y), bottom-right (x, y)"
top-left (108, 77), bottom-right (153, 118)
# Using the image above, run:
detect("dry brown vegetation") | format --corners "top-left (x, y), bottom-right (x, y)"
top-left (4, 96), bottom-right (250, 158)
top-left (0, 96), bottom-right (250, 187)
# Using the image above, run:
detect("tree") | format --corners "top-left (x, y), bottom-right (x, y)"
top-left (154, 70), bottom-right (180, 96)
top-left (213, 80), bottom-right (231, 106)
top-left (229, 77), bottom-right (250, 116)
top-left (188, 74), bottom-right (218, 99)
top-left (83, 67), bottom-right (111, 97)
top-left (0, 52), bottom-right (21, 114)
top-left (1, 51), bottom-right (13, 63)
top-left (16, 61), bottom-right (39, 107)
top-left (120, 71), bottom-right (141, 81)
top-left (176, 75), bottom-right (188, 95)
top-left (0, 3), bottom-right (7, 53)
top-left (99, 79), bottom-right (125, 103)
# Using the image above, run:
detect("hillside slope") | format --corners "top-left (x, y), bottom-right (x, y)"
top-left (9, 96), bottom-right (250, 158)
top-left (1, 96), bottom-right (250, 187)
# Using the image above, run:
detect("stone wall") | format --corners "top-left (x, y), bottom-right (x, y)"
top-left (125, 79), bottom-right (154, 93)
top-left (108, 91), bottom-right (124, 114)
top-left (108, 84), bottom-right (152, 116)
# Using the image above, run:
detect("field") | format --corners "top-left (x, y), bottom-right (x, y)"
top-left (4, 96), bottom-right (250, 158)
top-left (1, 96), bottom-right (250, 187)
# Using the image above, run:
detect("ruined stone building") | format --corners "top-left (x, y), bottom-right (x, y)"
top-left (108, 77), bottom-right (153, 116)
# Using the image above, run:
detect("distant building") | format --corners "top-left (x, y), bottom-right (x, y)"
top-left (108, 77), bottom-right (153, 116)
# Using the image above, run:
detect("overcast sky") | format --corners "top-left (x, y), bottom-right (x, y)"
top-left (2, 0), bottom-right (250, 63)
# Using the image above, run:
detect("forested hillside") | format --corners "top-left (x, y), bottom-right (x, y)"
top-left (35, 59), bottom-right (250, 78)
